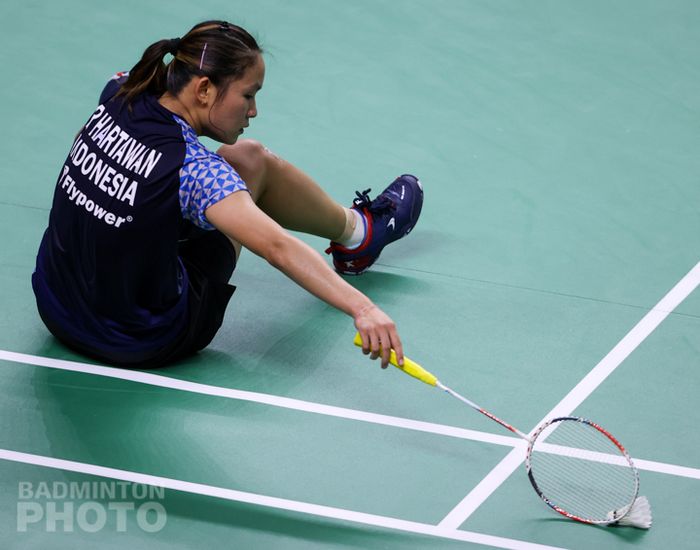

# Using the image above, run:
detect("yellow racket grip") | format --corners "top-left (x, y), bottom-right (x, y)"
top-left (353, 332), bottom-right (438, 386)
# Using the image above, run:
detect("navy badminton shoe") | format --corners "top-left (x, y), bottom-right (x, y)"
top-left (326, 174), bottom-right (423, 275)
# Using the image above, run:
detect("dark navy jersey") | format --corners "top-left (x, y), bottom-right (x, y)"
top-left (32, 73), bottom-right (248, 362)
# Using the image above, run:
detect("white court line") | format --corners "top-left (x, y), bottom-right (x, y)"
top-left (632, 458), bottom-right (700, 480)
top-left (438, 261), bottom-right (700, 530)
top-left (0, 448), bottom-right (565, 550)
top-left (0, 349), bottom-right (517, 447)
top-left (2, 349), bottom-right (698, 481)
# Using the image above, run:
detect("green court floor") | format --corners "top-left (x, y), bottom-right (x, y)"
top-left (1, 1), bottom-right (699, 548)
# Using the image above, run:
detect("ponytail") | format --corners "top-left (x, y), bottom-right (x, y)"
top-left (117, 39), bottom-right (172, 104)
top-left (118, 21), bottom-right (261, 105)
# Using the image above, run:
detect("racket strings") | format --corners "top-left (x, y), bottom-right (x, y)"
top-left (528, 419), bottom-right (638, 522)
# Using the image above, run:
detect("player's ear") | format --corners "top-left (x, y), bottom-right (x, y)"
top-left (193, 77), bottom-right (212, 106)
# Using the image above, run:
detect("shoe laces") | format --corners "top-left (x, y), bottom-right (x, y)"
top-left (352, 188), bottom-right (396, 215)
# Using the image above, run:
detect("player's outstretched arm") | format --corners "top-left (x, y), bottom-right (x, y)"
top-left (206, 191), bottom-right (404, 367)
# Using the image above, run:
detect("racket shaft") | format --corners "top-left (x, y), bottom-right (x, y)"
top-left (477, 406), bottom-right (529, 440)
top-left (352, 333), bottom-right (528, 440)
top-left (440, 383), bottom-right (529, 440)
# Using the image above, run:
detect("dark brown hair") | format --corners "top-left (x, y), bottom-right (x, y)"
top-left (118, 20), bottom-right (262, 104)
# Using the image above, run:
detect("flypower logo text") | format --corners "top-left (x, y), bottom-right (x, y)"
top-left (58, 104), bottom-right (164, 227)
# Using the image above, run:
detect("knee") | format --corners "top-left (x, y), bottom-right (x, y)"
top-left (217, 139), bottom-right (269, 182)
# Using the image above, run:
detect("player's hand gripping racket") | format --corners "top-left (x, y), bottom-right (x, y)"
top-left (353, 333), bottom-right (652, 528)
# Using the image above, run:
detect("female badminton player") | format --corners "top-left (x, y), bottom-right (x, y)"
top-left (31, 20), bottom-right (423, 369)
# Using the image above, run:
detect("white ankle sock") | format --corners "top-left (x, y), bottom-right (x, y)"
top-left (339, 209), bottom-right (367, 249)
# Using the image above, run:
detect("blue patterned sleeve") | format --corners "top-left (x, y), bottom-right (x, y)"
top-left (175, 117), bottom-right (250, 230)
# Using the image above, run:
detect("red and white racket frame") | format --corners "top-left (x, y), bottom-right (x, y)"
top-left (524, 416), bottom-right (640, 525)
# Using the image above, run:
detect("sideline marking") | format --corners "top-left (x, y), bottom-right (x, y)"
top-left (0, 448), bottom-right (564, 550)
top-left (438, 261), bottom-right (700, 529)
top-left (1, 349), bottom-right (698, 481)
top-left (0, 348), bottom-right (515, 446)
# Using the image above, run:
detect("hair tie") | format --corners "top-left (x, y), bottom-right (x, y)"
top-left (167, 37), bottom-right (181, 55)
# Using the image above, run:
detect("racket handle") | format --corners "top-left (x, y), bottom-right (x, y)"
top-left (353, 332), bottom-right (438, 386)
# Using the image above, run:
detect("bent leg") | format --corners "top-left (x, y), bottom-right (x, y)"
top-left (217, 140), bottom-right (349, 240)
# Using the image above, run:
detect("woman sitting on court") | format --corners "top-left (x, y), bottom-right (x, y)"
top-left (32, 20), bottom-right (423, 369)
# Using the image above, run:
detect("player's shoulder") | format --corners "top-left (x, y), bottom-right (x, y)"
top-left (99, 71), bottom-right (130, 105)
top-left (109, 71), bottom-right (130, 82)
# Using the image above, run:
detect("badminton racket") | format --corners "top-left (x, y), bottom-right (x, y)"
top-left (353, 332), bottom-right (651, 528)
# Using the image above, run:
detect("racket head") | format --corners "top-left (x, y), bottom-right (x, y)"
top-left (525, 416), bottom-right (640, 525)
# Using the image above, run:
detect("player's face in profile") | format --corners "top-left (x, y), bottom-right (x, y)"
top-left (209, 55), bottom-right (265, 144)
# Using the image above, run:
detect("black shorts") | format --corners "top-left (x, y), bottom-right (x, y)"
top-left (137, 224), bottom-right (237, 368)
top-left (41, 225), bottom-right (237, 369)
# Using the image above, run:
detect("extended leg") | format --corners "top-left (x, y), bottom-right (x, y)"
top-left (217, 140), bottom-right (351, 240)
top-left (216, 139), bottom-right (424, 276)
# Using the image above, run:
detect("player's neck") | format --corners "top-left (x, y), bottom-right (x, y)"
top-left (158, 93), bottom-right (201, 135)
